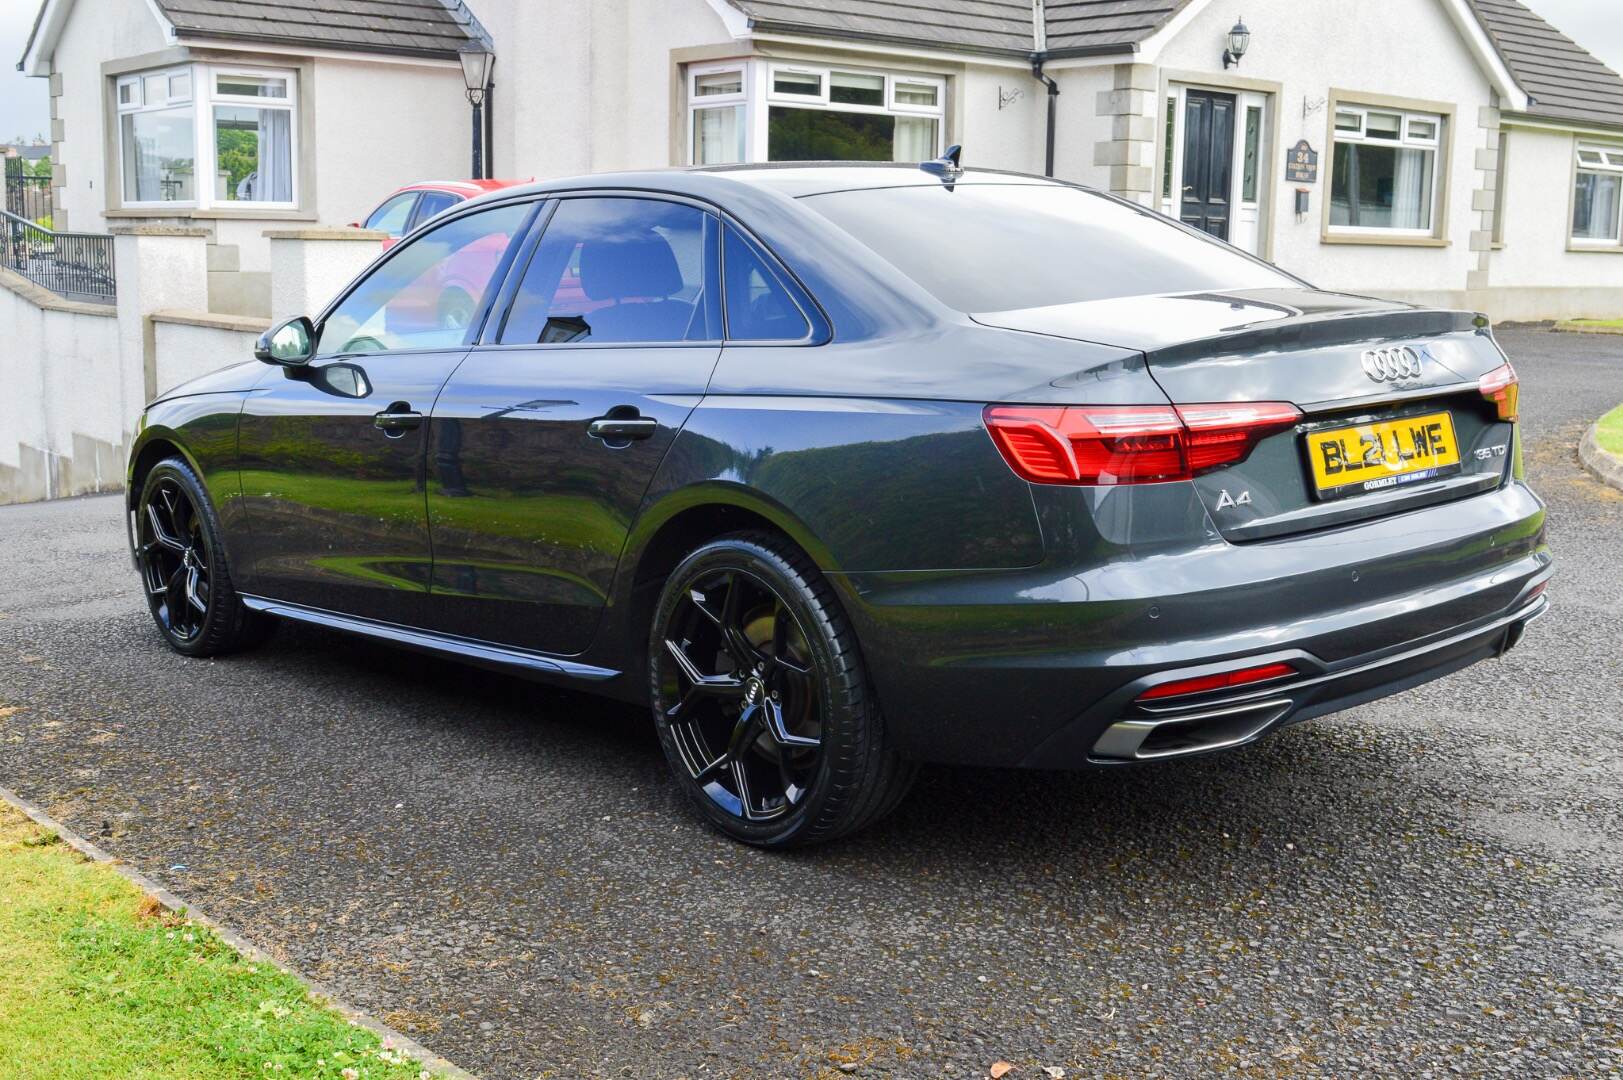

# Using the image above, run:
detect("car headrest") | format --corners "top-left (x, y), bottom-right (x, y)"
top-left (578, 229), bottom-right (683, 301)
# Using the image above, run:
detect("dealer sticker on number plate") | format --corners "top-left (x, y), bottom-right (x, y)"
top-left (1305, 410), bottom-right (1462, 500)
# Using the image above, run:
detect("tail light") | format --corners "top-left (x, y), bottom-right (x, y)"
top-left (1478, 361), bottom-right (1519, 422)
top-left (984, 401), bottom-right (1300, 486)
top-left (1137, 660), bottom-right (1297, 702)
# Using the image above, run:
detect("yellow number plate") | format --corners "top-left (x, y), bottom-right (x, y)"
top-left (1305, 411), bottom-right (1462, 499)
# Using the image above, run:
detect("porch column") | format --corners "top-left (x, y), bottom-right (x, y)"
top-left (1095, 64), bottom-right (1158, 207)
top-left (110, 225), bottom-right (211, 413)
top-left (264, 228), bottom-right (388, 323)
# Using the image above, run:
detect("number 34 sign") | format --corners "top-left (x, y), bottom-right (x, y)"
top-left (1286, 139), bottom-right (1319, 183)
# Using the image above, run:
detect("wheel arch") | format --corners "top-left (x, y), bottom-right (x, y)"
top-left (127, 430), bottom-right (202, 509)
top-left (604, 483), bottom-right (836, 699)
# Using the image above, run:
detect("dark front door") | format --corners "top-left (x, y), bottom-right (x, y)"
top-left (236, 199), bottom-right (534, 624)
top-left (1181, 89), bottom-right (1237, 240)
top-left (426, 195), bottom-right (722, 655)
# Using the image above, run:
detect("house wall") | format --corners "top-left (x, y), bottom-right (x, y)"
top-left (36, 0), bottom-right (462, 318)
top-left (1481, 124), bottom-right (1623, 319)
top-left (951, 62), bottom-right (1050, 176)
top-left (50, 0), bottom-right (168, 233)
top-left (1154, 0), bottom-right (1495, 303)
top-left (307, 58), bottom-right (468, 227)
top-left (475, 0), bottom-right (738, 178)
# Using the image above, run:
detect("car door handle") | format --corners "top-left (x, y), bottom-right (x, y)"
top-left (588, 416), bottom-right (658, 441)
top-left (373, 407), bottom-right (424, 433)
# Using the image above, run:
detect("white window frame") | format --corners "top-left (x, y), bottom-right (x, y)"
top-left (114, 62), bottom-right (299, 212)
top-left (1572, 140), bottom-right (1623, 248)
top-left (115, 66), bottom-right (196, 209)
top-left (688, 62), bottom-right (748, 167)
top-left (206, 64), bottom-right (299, 211)
top-left (1327, 103), bottom-right (1444, 238)
top-left (686, 59), bottom-right (946, 166)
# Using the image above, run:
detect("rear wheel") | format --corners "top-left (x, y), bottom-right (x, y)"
top-left (650, 532), bottom-right (915, 847)
top-left (135, 458), bottom-right (267, 657)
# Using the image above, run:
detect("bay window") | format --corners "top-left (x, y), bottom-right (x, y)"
top-left (1572, 144), bottom-right (1623, 245)
top-left (1329, 104), bottom-right (1443, 235)
top-left (688, 60), bottom-right (945, 166)
top-left (116, 64), bottom-right (297, 210)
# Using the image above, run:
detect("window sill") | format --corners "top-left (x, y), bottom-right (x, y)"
top-left (105, 207), bottom-right (318, 222)
top-left (1320, 232), bottom-right (1449, 248)
top-left (1567, 242), bottom-right (1623, 254)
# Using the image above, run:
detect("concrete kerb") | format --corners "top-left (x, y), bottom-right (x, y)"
top-left (0, 785), bottom-right (479, 1080)
top-left (1578, 420), bottom-right (1623, 492)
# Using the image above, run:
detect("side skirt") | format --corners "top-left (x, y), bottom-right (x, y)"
top-left (238, 594), bottom-right (621, 683)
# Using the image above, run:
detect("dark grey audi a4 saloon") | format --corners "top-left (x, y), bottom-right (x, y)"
top-left (127, 158), bottom-right (1551, 846)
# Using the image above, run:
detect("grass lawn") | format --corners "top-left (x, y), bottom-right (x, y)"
top-left (1598, 404), bottom-right (1623, 457)
top-left (0, 801), bottom-right (436, 1080)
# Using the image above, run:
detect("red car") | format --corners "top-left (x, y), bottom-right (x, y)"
top-left (353, 179), bottom-right (530, 249)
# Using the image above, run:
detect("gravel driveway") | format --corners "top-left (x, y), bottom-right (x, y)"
top-left (1, 326), bottom-right (1619, 1079)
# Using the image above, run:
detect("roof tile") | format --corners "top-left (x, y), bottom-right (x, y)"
top-left (152, 0), bottom-right (480, 59)
top-left (1469, 0), bottom-right (1623, 129)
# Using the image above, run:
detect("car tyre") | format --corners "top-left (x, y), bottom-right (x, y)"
top-left (650, 531), bottom-right (916, 847)
top-left (135, 457), bottom-right (268, 657)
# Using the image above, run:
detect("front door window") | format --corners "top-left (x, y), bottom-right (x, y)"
top-left (319, 201), bottom-right (531, 355)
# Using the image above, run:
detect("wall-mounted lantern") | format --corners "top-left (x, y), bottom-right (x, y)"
top-left (1223, 18), bottom-right (1251, 68)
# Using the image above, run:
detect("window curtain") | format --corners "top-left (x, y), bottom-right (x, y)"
top-left (257, 108), bottom-right (293, 202)
top-left (1575, 172), bottom-right (1622, 239)
top-left (891, 116), bottom-right (937, 163)
top-left (694, 106), bottom-right (743, 165)
top-left (1391, 147), bottom-right (1431, 230)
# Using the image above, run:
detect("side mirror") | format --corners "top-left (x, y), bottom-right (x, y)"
top-left (255, 316), bottom-right (316, 367)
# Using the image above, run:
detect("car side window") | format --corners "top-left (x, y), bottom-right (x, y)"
top-left (365, 193), bottom-right (418, 237)
top-left (723, 224), bottom-right (811, 342)
top-left (497, 197), bottom-right (720, 345)
top-left (412, 190), bottom-right (462, 229)
top-left (318, 202), bottom-right (532, 356)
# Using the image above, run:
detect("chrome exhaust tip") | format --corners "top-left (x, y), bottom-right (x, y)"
top-left (1092, 698), bottom-right (1293, 761)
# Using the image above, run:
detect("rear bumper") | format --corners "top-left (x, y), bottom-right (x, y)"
top-left (1067, 591), bottom-right (1547, 765)
top-left (833, 480), bottom-right (1550, 768)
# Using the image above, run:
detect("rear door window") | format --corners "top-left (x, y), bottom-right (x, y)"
top-left (412, 190), bottom-right (463, 229)
top-left (722, 224), bottom-right (810, 341)
top-left (497, 197), bottom-right (720, 345)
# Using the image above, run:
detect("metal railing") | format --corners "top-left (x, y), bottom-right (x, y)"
top-left (1, 209), bottom-right (116, 304)
top-left (4, 174), bottom-right (52, 224)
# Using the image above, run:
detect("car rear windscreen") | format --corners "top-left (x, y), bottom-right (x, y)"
top-left (799, 183), bottom-right (1297, 313)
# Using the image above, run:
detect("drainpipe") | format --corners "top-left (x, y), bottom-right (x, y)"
top-left (1032, 59), bottom-right (1059, 178)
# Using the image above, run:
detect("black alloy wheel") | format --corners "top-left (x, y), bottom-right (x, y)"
top-left (651, 532), bottom-right (916, 847)
top-left (135, 458), bottom-right (266, 657)
top-left (138, 476), bottom-right (212, 642)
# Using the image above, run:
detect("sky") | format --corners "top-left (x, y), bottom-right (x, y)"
top-left (0, 0), bottom-right (1621, 148)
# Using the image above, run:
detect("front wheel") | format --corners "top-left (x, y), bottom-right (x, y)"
top-left (650, 532), bottom-right (915, 847)
top-left (135, 457), bottom-right (267, 657)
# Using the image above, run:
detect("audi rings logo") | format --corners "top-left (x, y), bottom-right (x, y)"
top-left (1360, 345), bottom-right (1425, 383)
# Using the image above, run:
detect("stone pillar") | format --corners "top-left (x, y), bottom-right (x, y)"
top-left (48, 72), bottom-right (66, 230)
top-left (1466, 99), bottom-right (1503, 297)
top-left (111, 225), bottom-right (210, 410)
top-left (1095, 64), bottom-right (1158, 207)
top-left (264, 228), bottom-right (388, 322)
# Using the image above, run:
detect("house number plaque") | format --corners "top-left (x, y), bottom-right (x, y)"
top-left (1286, 139), bottom-right (1319, 183)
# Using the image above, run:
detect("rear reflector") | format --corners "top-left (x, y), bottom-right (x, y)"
top-left (1137, 661), bottom-right (1297, 701)
top-left (1478, 361), bottom-right (1519, 422)
top-left (984, 401), bottom-right (1300, 486)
